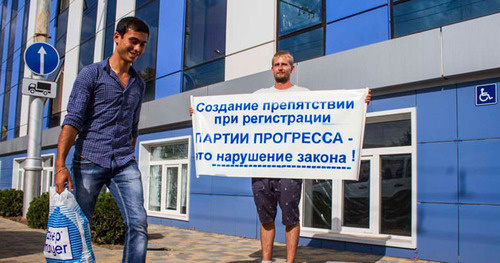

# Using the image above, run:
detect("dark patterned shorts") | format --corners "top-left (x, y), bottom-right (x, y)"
top-left (251, 178), bottom-right (302, 226)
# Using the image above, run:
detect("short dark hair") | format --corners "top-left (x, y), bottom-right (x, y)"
top-left (116, 17), bottom-right (150, 37)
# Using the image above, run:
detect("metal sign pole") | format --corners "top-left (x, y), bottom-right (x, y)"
top-left (23, 0), bottom-right (51, 218)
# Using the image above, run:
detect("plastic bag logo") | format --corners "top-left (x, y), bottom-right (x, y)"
top-left (44, 227), bottom-right (73, 259)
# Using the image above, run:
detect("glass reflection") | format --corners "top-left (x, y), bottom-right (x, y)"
top-left (303, 179), bottom-right (332, 229)
top-left (150, 143), bottom-right (189, 161)
top-left (393, 0), bottom-right (500, 37)
top-left (166, 167), bottom-right (178, 210)
top-left (343, 160), bottom-right (370, 228)
top-left (363, 120), bottom-right (411, 148)
top-left (278, 27), bottom-right (323, 63)
top-left (380, 154), bottom-right (411, 236)
top-left (148, 165), bottom-right (162, 211)
top-left (279, 0), bottom-right (322, 36)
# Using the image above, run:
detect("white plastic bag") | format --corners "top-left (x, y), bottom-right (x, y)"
top-left (44, 187), bottom-right (95, 263)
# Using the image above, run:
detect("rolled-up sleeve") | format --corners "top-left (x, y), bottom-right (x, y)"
top-left (62, 67), bottom-right (95, 132)
top-left (131, 81), bottom-right (145, 138)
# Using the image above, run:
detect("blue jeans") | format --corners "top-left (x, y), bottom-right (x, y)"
top-left (72, 154), bottom-right (148, 263)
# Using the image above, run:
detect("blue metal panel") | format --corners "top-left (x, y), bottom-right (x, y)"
top-left (321, 239), bottom-right (345, 250)
top-left (457, 79), bottom-right (500, 140)
top-left (210, 194), bottom-right (236, 235)
top-left (325, 6), bottom-right (389, 55)
top-left (417, 142), bottom-right (458, 203)
top-left (383, 247), bottom-right (416, 259)
top-left (211, 176), bottom-right (252, 196)
top-left (155, 0), bottom-right (185, 79)
top-left (190, 166), bottom-right (212, 194)
top-left (417, 203), bottom-right (458, 262)
top-left (459, 205), bottom-right (500, 263)
top-left (233, 196), bottom-right (258, 238)
top-left (417, 85), bottom-right (457, 142)
top-left (369, 91), bottom-right (415, 112)
top-left (326, 0), bottom-right (387, 22)
top-left (345, 242), bottom-right (371, 254)
top-left (155, 72), bottom-right (182, 100)
top-left (299, 237), bottom-right (322, 248)
top-left (459, 140), bottom-right (500, 204)
top-left (189, 193), bottom-right (211, 232)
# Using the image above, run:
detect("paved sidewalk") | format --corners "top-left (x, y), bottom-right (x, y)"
top-left (0, 217), bottom-right (437, 262)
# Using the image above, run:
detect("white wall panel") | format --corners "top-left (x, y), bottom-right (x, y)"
top-left (93, 0), bottom-right (108, 62)
top-left (19, 0), bottom-right (39, 136)
top-left (225, 0), bottom-right (275, 55)
top-left (60, 0), bottom-right (84, 121)
top-left (225, 42), bottom-right (274, 81)
top-left (442, 13), bottom-right (500, 77)
top-left (115, 0), bottom-right (135, 21)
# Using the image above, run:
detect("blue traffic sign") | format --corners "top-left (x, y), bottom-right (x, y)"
top-left (24, 42), bottom-right (60, 75)
top-left (476, 83), bottom-right (497, 106)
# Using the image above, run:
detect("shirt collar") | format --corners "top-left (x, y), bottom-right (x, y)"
top-left (102, 58), bottom-right (139, 79)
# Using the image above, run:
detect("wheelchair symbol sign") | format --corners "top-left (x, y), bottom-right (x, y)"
top-left (475, 84), bottom-right (497, 106)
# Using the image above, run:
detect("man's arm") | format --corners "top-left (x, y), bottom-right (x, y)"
top-left (54, 125), bottom-right (78, 193)
top-left (132, 136), bottom-right (138, 150)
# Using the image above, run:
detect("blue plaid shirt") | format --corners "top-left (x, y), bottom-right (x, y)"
top-left (62, 59), bottom-right (145, 168)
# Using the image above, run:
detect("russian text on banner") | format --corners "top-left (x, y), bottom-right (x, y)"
top-left (191, 89), bottom-right (368, 180)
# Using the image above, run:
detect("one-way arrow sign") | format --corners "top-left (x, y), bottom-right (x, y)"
top-left (24, 42), bottom-right (59, 76)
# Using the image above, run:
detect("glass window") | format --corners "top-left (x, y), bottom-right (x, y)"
top-left (302, 109), bottom-right (416, 248)
top-left (15, 0), bottom-right (30, 138)
top-left (148, 165), bottom-right (162, 211)
top-left (381, 154), bottom-right (411, 236)
top-left (278, 0), bottom-right (322, 36)
top-left (278, 27), bottom-right (323, 63)
top-left (364, 119), bottom-right (411, 148)
top-left (184, 0), bottom-right (226, 68)
top-left (343, 160), bottom-right (370, 228)
top-left (134, 0), bottom-right (159, 102)
top-left (55, 0), bottom-right (69, 57)
top-left (1, 0), bottom-right (20, 141)
top-left (13, 155), bottom-right (54, 193)
top-left (103, 0), bottom-right (116, 59)
top-left (392, 0), bottom-right (500, 37)
top-left (143, 137), bottom-right (191, 220)
top-left (78, 0), bottom-right (98, 72)
top-left (277, 0), bottom-right (324, 63)
top-left (303, 179), bottom-right (332, 229)
top-left (183, 59), bottom-right (225, 91)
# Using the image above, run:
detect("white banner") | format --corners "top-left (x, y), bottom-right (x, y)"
top-left (191, 89), bottom-right (368, 180)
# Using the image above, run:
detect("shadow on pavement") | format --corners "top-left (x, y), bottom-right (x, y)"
top-left (0, 231), bottom-right (45, 259)
top-left (230, 246), bottom-right (384, 263)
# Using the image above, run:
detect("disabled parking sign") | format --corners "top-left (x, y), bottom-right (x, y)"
top-left (475, 84), bottom-right (497, 106)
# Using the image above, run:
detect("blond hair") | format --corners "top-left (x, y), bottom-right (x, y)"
top-left (272, 51), bottom-right (294, 66)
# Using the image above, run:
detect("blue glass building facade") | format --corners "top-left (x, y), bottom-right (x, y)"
top-left (0, 1), bottom-right (499, 262)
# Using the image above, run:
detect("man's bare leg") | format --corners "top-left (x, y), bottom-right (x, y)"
top-left (285, 223), bottom-right (300, 262)
top-left (261, 222), bottom-right (276, 261)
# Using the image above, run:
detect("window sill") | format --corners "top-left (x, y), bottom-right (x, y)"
top-left (300, 228), bottom-right (415, 249)
top-left (146, 211), bottom-right (189, 222)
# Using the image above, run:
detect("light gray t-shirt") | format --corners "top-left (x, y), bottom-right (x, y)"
top-left (253, 85), bottom-right (309, 94)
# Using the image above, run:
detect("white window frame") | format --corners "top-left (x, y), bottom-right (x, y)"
top-left (300, 107), bottom-right (417, 249)
top-left (12, 154), bottom-right (55, 194)
top-left (139, 135), bottom-right (191, 221)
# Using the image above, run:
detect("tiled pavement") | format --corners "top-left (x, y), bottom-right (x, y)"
top-left (0, 217), bottom-right (438, 262)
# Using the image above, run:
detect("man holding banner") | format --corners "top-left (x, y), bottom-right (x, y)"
top-left (253, 51), bottom-right (371, 263)
top-left (190, 51), bottom-right (371, 262)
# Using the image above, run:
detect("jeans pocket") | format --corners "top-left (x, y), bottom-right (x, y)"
top-left (73, 154), bottom-right (93, 166)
